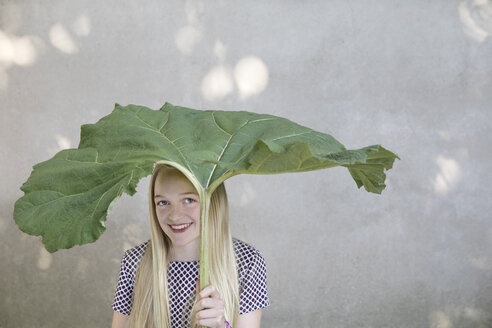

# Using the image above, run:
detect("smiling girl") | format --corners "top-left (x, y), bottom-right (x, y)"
top-left (111, 164), bottom-right (270, 328)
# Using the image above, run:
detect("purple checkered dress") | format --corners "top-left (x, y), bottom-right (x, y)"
top-left (112, 239), bottom-right (270, 327)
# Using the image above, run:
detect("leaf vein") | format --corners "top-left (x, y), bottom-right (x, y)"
top-left (211, 113), bottom-right (232, 136)
top-left (254, 153), bottom-right (273, 171)
top-left (159, 117), bottom-right (169, 133)
top-left (131, 115), bottom-right (192, 173)
top-left (248, 118), bottom-right (275, 123)
top-left (271, 131), bottom-right (311, 141)
top-left (206, 118), bottom-right (251, 186)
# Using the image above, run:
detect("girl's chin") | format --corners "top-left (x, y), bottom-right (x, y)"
top-left (165, 230), bottom-right (200, 247)
top-left (170, 237), bottom-right (199, 246)
top-left (168, 236), bottom-right (200, 261)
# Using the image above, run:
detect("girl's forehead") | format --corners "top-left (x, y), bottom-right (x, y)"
top-left (154, 169), bottom-right (196, 193)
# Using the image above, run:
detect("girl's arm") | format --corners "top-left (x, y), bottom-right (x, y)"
top-left (236, 309), bottom-right (262, 328)
top-left (111, 311), bottom-right (129, 328)
top-left (196, 285), bottom-right (263, 328)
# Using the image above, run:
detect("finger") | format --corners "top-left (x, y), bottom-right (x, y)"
top-left (196, 292), bottom-right (221, 311)
top-left (195, 297), bottom-right (224, 311)
top-left (199, 285), bottom-right (221, 299)
top-left (196, 307), bottom-right (225, 320)
top-left (195, 296), bottom-right (224, 312)
top-left (197, 315), bottom-right (225, 328)
top-left (198, 285), bottom-right (214, 298)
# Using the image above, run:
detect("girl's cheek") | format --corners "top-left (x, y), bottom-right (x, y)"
top-left (156, 208), bottom-right (167, 219)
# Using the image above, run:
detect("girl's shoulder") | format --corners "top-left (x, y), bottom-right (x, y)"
top-left (232, 238), bottom-right (261, 254)
top-left (232, 238), bottom-right (266, 268)
top-left (120, 240), bottom-right (150, 272)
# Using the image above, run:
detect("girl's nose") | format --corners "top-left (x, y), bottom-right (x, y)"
top-left (168, 206), bottom-right (184, 221)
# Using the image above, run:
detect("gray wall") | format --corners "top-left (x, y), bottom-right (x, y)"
top-left (1, 1), bottom-right (492, 327)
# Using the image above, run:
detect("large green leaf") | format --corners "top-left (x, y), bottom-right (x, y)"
top-left (14, 102), bottom-right (398, 252)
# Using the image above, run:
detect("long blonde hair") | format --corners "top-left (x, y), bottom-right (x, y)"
top-left (130, 164), bottom-right (239, 328)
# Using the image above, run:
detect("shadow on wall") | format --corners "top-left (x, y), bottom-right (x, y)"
top-left (458, 0), bottom-right (492, 43)
top-left (172, 1), bottom-right (270, 102)
top-left (0, 212), bottom-right (6, 236)
top-left (36, 244), bottom-right (89, 280)
top-left (1, 0), bottom-right (270, 109)
top-left (429, 307), bottom-right (492, 328)
top-left (432, 153), bottom-right (461, 197)
top-left (200, 52), bottom-right (269, 102)
top-left (0, 3), bottom-right (91, 91)
top-left (359, 284), bottom-right (492, 328)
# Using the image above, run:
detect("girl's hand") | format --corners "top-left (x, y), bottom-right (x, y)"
top-left (195, 284), bottom-right (226, 328)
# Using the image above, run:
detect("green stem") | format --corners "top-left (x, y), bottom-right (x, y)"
top-left (199, 191), bottom-right (212, 328)
top-left (199, 193), bottom-right (210, 292)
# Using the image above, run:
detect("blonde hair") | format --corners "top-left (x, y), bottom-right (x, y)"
top-left (130, 164), bottom-right (239, 328)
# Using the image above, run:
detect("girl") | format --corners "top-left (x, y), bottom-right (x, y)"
top-left (111, 164), bottom-right (270, 328)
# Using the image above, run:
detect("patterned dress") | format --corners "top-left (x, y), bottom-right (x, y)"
top-left (112, 239), bottom-right (270, 327)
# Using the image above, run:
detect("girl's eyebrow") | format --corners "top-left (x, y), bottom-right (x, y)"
top-left (154, 191), bottom-right (198, 199)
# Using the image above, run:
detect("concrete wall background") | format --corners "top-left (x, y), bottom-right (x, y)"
top-left (1, 1), bottom-right (491, 327)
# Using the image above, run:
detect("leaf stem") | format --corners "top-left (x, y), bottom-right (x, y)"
top-left (199, 192), bottom-right (210, 291)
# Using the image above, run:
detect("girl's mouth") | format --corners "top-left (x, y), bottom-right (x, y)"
top-left (169, 223), bottom-right (192, 233)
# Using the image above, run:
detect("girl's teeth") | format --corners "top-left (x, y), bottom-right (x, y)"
top-left (172, 223), bottom-right (190, 230)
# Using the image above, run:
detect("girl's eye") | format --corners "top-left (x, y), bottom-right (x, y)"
top-left (157, 200), bottom-right (168, 206)
top-left (185, 198), bottom-right (196, 204)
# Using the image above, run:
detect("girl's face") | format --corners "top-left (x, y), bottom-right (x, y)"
top-left (153, 168), bottom-right (200, 259)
